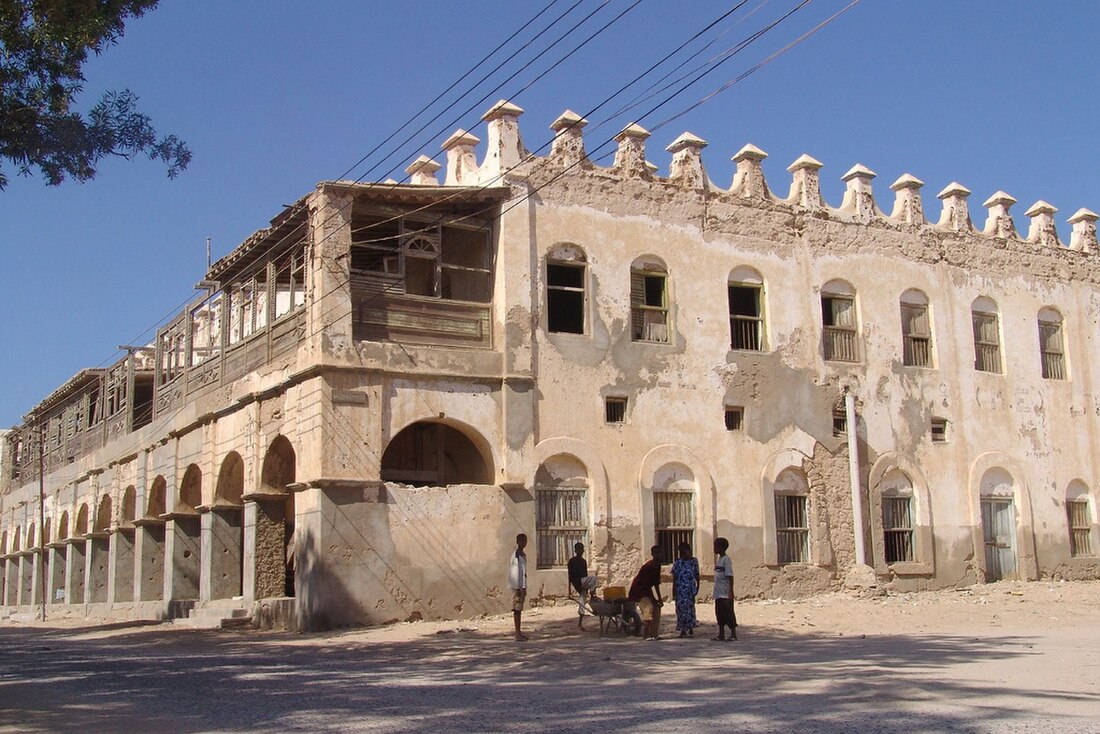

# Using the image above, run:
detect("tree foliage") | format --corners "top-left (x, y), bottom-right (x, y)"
top-left (0, 0), bottom-right (191, 188)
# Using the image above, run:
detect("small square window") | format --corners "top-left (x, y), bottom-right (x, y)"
top-left (931, 418), bottom-right (948, 443)
top-left (832, 410), bottom-right (847, 438)
top-left (605, 397), bottom-right (627, 423)
top-left (725, 407), bottom-right (744, 431)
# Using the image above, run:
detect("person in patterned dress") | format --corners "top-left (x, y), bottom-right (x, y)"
top-left (670, 541), bottom-right (700, 638)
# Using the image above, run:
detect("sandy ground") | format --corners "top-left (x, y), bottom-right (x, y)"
top-left (1, 580), bottom-right (1099, 732)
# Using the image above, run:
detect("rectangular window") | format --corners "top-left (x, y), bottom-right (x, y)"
top-left (775, 494), bottom-right (809, 564)
top-left (901, 304), bottom-right (932, 367)
top-left (931, 418), bottom-right (948, 443)
top-left (605, 397), bottom-right (627, 424)
top-left (725, 406), bottom-right (744, 431)
top-left (728, 285), bottom-right (763, 351)
top-left (882, 496), bottom-right (914, 563)
top-left (973, 311), bottom-right (1002, 373)
top-left (1068, 500), bottom-right (1092, 557)
top-left (822, 295), bottom-right (858, 362)
top-left (631, 271), bottom-right (669, 343)
top-left (1039, 320), bottom-right (1066, 380)
top-left (535, 488), bottom-right (588, 568)
top-left (654, 491), bottom-right (694, 564)
top-left (832, 409), bottom-right (847, 438)
top-left (547, 262), bottom-right (585, 334)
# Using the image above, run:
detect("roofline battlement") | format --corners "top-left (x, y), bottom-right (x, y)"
top-left (413, 99), bottom-right (1098, 254)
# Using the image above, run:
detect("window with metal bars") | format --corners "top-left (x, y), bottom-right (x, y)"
top-left (605, 397), bottom-right (627, 423)
top-left (725, 406), bottom-right (744, 431)
top-left (1067, 500), bottom-right (1092, 557)
top-left (630, 270), bottom-right (669, 343)
top-left (882, 496), bottom-right (914, 563)
top-left (931, 417), bottom-right (948, 443)
top-left (535, 488), bottom-right (588, 568)
top-left (1039, 318), bottom-right (1066, 380)
top-left (972, 310), bottom-right (1002, 373)
top-left (728, 284), bottom-right (763, 350)
top-left (775, 493), bottom-right (809, 564)
top-left (822, 294), bottom-right (858, 362)
top-left (901, 303), bottom-right (932, 367)
top-left (654, 491), bottom-right (694, 563)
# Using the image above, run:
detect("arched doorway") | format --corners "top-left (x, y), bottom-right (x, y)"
top-left (135, 477), bottom-right (167, 602)
top-left (257, 436), bottom-right (296, 598)
top-left (88, 496), bottom-right (112, 603)
top-left (211, 452), bottom-right (245, 599)
top-left (169, 465), bottom-right (202, 600)
top-left (112, 486), bottom-right (138, 603)
top-left (380, 421), bottom-right (492, 486)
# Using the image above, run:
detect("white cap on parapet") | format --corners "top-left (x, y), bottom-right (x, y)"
top-left (441, 129), bottom-right (480, 150)
top-left (550, 109), bottom-right (587, 132)
top-left (666, 132), bottom-right (707, 154)
top-left (786, 154), bottom-right (823, 209)
top-left (1068, 207), bottom-right (1099, 252)
top-left (732, 143), bottom-right (767, 162)
top-left (481, 99), bottom-right (524, 122)
top-left (405, 155), bottom-right (441, 185)
top-left (890, 173), bottom-right (924, 191)
top-left (982, 191), bottom-right (1018, 238)
top-left (1025, 200), bottom-right (1060, 246)
top-left (787, 154), bottom-right (823, 172)
top-left (889, 174), bottom-right (924, 225)
top-left (615, 122), bottom-right (651, 142)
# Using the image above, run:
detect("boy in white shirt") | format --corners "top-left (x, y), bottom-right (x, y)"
top-left (712, 536), bottom-right (737, 641)
top-left (508, 533), bottom-right (529, 641)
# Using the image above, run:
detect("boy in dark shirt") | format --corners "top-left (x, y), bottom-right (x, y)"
top-left (568, 542), bottom-right (597, 628)
top-left (628, 545), bottom-right (664, 640)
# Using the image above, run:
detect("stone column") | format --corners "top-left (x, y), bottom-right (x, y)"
top-left (110, 528), bottom-right (136, 604)
top-left (134, 520), bottom-right (165, 602)
top-left (242, 493), bottom-right (290, 601)
top-left (29, 550), bottom-right (44, 607)
top-left (47, 544), bottom-right (65, 604)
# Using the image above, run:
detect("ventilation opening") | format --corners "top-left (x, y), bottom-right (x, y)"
top-left (931, 418), bottom-right (948, 443)
top-left (605, 397), bottom-right (627, 424)
top-left (724, 407), bottom-right (744, 431)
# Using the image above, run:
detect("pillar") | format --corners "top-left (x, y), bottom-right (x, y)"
top-left (65, 540), bottom-right (86, 605)
top-left (134, 522), bottom-right (165, 602)
top-left (243, 497), bottom-right (288, 601)
top-left (47, 545), bottom-right (65, 604)
top-left (86, 534), bottom-right (110, 604)
top-left (110, 529), bottom-right (135, 603)
top-left (205, 507), bottom-right (243, 600)
top-left (164, 516), bottom-right (201, 601)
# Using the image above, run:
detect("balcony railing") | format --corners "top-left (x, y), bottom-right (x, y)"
top-left (730, 315), bottom-right (763, 351)
top-left (903, 335), bottom-right (931, 367)
top-left (974, 343), bottom-right (1002, 373)
top-left (823, 327), bottom-right (858, 362)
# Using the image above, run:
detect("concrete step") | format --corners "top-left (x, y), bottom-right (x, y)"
top-left (189, 605), bottom-right (250, 619)
top-left (219, 616), bottom-right (254, 630)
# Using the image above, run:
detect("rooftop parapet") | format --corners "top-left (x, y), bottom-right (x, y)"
top-left (1069, 208), bottom-right (1098, 252)
top-left (479, 100), bottom-right (526, 183)
top-left (405, 155), bottom-right (441, 186)
top-left (549, 110), bottom-right (589, 168)
top-left (731, 144), bottom-right (769, 200)
top-left (613, 123), bottom-right (652, 180)
top-left (441, 129), bottom-right (480, 186)
top-left (937, 183), bottom-right (973, 232)
top-left (786, 154), bottom-right (824, 210)
top-left (982, 191), bottom-right (1018, 239)
top-left (840, 164), bottom-right (878, 222)
top-left (666, 132), bottom-right (708, 189)
top-left (1025, 201), bottom-right (1060, 247)
top-left (889, 174), bottom-right (924, 225)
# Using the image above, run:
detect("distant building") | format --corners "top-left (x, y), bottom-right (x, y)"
top-left (2, 100), bottom-right (1099, 630)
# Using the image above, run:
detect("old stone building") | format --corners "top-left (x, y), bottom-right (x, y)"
top-left (2, 99), bottom-right (1099, 630)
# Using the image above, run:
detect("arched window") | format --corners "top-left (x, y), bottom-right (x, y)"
top-left (546, 244), bottom-right (587, 335)
top-left (774, 468), bottom-right (810, 564)
top-left (1038, 307), bottom-right (1066, 380)
top-left (651, 463), bottom-right (696, 563)
top-left (381, 421), bottom-right (492, 486)
top-left (147, 476), bottom-right (167, 518)
top-left (900, 289), bottom-right (933, 367)
top-left (534, 455), bottom-right (589, 568)
top-left (1066, 481), bottom-right (1094, 557)
top-left (972, 297), bottom-right (1002, 373)
top-left (821, 280), bottom-right (859, 362)
top-left (94, 495), bottom-right (112, 533)
top-left (179, 465), bottom-right (202, 511)
top-left (728, 266), bottom-right (765, 351)
top-left (630, 256), bottom-right (669, 343)
top-left (215, 452), bottom-right (245, 506)
top-left (878, 469), bottom-right (914, 563)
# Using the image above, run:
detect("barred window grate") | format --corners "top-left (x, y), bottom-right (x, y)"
top-left (1067, 500), bottom-right (1092, 557)
top-left (605, 397), bottom-right (627, 423)
top-left (775, 493), bottom-right (809, 564)
top-left (655, 491), bottom-right (694, 563)
top-left (1039, 319), bottom-right (1066, 380)
top-left (882, 496), bottom-right (914, 563)
top-left (973, 311), bottom-right (1002, 373)
top-left (536, 488), bottom-right (588, 568)
top-left (901, 303), bottom-right (932, 367)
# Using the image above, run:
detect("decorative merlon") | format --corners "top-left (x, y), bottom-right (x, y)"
top-left (479, 99), bottom-right (526, 182)
top-left (667, 132), bottom-right (708, 189)
top-left (1025, 200), bottom-right (1059, 247)
top-left (613, 122), bottom-right (652, 179)
top-left (787, 154), bottom-right (823, 210)
top-left (441, 129), bottom-right (480, 186)
top-left (1069, 208), bottom-right (1098, 252)
top-left (731, 144), bottom-right (769, 200)
top-left (937, 182), bottom-right (972, 232)
top-left (982, 191), bottom-right (1018, 239)
top-left (549, 110), bottom-right (589, 167)
top-left (405, 155), bottom-right (441, 185)
top-left (840, 164), bottom-right (877, 222)
top-left (889, 173), bottom-right (924, 224)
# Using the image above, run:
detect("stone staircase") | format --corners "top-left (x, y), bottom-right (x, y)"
top-left (173, 599), bottom-right (253, 630)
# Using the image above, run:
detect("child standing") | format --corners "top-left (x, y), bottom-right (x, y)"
top-left (670, 542), bottom-right (700, 638)
top-left (712, 537), bottom-right (737, 641)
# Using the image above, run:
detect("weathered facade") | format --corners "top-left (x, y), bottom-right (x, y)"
top-left (3, 100), bottom-right (1100, 630)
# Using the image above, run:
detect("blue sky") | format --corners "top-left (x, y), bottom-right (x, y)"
top-left (1, 0), bottom-right (1098, 427)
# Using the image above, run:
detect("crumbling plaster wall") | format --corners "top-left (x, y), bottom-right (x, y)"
top-left (517, 161), bottom-right (1100, 596)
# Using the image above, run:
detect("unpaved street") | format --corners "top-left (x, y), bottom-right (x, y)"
top-left (2, 581), bottom-right (1099, 733)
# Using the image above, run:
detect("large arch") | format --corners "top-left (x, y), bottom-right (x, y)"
top-left (178, 465), bottom-right (202, 512)
top-left (637, 444), bottom-right (716, 565)
top-left (94, 495), bottom-right (112, 533)
top-left (215, 452), bottom-right (245, 506)
top-left (74, 505), bottom-right (89, 536)
top-left (760, 446), bottom-right (815, 567)
top-left (261, 435), bottom-right (297, 492)
top-left (147, 476), bottom-right (167, 518)
top-left (210, 452), bottom-right (246, 599)
top-left (381, 419), bottom-right (494, 486)
top-left (532, 453), bottom-right (590, 569)
top-left (256, 435), bottom-right (298, 599)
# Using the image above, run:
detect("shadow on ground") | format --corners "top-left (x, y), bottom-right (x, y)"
top-left (0, 616), bottom-right (1094, 733)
